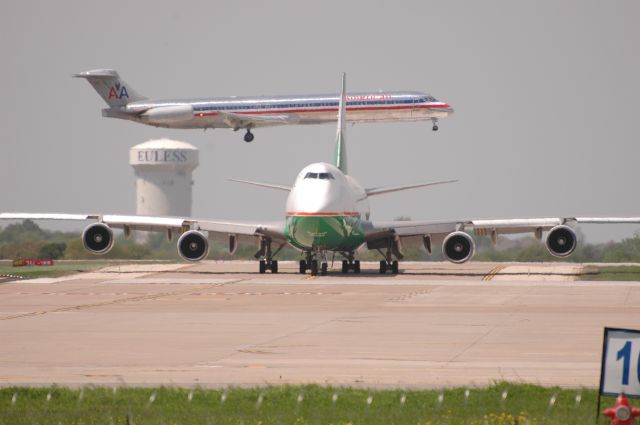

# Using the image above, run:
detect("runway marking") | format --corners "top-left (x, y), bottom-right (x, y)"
top-left (482, 266), bottom-right (506, 281)
top-left (387, 289), bottom-right (431, 303)
top-left (0, 278), bottom-right (247, 321)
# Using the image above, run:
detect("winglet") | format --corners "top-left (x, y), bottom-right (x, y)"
top-left (334, 72), bottom-right (348, 174)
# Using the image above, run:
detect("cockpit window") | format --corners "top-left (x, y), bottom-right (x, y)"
top-left (304, 172), bottom-right (334, 180)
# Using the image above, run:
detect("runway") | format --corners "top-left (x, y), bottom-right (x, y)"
top-left (0, 261), bottom-right (638, 388)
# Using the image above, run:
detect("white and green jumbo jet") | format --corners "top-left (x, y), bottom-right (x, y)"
top-left (3, 75), bottom-right (640, 275)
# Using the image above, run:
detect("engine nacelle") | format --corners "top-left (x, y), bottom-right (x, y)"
top-left (140, 104), bottom-right (193, 124)
top-left (545, 225), bottom-right (577, 257)
top-left (82, 223), bottom-right (114, 255)
top-left (177, 230), bottom-right (209, 261)
top-left (442, 231), bottom-right (475, 264)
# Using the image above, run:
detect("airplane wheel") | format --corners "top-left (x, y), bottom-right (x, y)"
top-left (244, 131), bottom-right (254, 142)
top-left (391, 260), bottom-right (399, 274)
top-left (341, 260), bottom-right (348, 274)
top-left (271, 260), bottom-right (278, 273)
top-left (299, 260), bottom-right (307, 274)
top-left (379, 260), bottom-right (388, 274)
top-left (310, 260), bottom-right (319, 276)
top-left (432, 124), bottom-right (439, 131)
top-left (259, 260), bottom-right (266, 274)
top-left (321, 262), bottom-right (328, 276)
top-left (354, 260), bottom-right (361, 274)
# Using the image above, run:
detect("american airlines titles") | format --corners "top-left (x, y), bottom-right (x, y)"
top-left (345, 95), bottom-right (392, 101)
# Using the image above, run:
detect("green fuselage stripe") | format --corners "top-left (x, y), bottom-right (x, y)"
top-left (284, 215), bottom-right (365, 251)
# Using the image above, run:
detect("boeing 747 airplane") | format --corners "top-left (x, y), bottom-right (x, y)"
top-left (3, 74), bottom-right (639, 275)
top-left (74, 69), bottom-right (454, 142)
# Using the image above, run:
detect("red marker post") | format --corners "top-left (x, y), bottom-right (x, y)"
top-left (603, 394), bottom-right (640, 425)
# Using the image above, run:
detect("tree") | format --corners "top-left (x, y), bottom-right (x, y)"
top-left (37, 242), bottom-right (66, 260)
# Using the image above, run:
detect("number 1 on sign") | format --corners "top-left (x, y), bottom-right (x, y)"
top-left (616, 341), bottom-right (640, 386)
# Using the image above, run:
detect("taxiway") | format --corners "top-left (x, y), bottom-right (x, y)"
top-left (0, 261), bottom-right (637, 388)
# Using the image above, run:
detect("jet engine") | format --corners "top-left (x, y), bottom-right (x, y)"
top-left (82, 223), bottom-right (114, 255)
top-left (545, 225), bottom-right (577, 257)
top-left (140, 105), bottom-right (194, 124)
top-left (177, 230), bottom-right (209, 261)
top-left (442, 231), bottom-right (475, 263)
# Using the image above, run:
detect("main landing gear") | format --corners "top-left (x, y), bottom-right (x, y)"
top-left (255, 237), bottom-right (283, 274)
top-left (341, 260), bottom-right (361, 274)
top-left (243, 129), bottom-right (254, 142)
top-left (379, 260), bottom-right (399, 274)
top-left (340, 252), bottom-right (360, 274)
top-left (376, 239), bottom-right (401, 274)
top-left (259, 259), bottom-right (278, 273)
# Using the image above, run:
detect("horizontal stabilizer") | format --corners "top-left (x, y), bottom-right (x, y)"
top-left (366, 179), bottom-right (457, 196)
top-left (228, 178), bottom-right (291, 192)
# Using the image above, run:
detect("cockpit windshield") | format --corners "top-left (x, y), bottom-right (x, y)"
top-left (304, 172), bottom-right (334, 180)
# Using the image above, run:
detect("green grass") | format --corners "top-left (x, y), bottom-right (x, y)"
top-left (0, 261), bottom-right (108, 279)
top-left (0, 260), bottom-right (172, 279)
top-left (0, 383), bottom-right (624, 425)
top-left (583, 265), bottom-right (640, 281)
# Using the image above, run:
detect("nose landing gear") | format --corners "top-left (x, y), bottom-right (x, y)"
top-left (431, 119), bottom-right (439, 132)
top-left (299, 252), bottom-right (360, 276)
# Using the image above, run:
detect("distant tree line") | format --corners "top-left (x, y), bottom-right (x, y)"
top-left (1, 220), bottom-right (640, 262)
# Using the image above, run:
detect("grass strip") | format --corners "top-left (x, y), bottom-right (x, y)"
top-left (0, 383), bottom-right (625, 425)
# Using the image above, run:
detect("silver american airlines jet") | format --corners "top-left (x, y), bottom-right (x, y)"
top-left (2, 74), bottom-right (640, 275)
top-left (74, 69), bottom-right (454, 142)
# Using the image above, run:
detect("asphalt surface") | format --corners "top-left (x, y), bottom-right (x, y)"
top-left (0, 261), bottom-right (637, 388)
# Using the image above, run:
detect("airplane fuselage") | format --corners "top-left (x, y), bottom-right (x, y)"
top-left (284, 163), bottom-right (369, 252)
top-left (111, 91), bottom-right (453, 129)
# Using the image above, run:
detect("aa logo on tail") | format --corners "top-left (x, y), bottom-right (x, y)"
top-left (108, 81), bottom-right (129, 100)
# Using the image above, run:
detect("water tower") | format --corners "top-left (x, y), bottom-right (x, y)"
top-left (129, 139), bottom-right (199, 220)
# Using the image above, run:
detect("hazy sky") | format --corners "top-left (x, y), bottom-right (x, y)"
top-left (1, 0), bottom-right (639, 243)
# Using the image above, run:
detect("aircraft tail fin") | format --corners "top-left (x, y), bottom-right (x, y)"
top-left (74, 69), bottom-right (147, 107)
top-left (334, 72), bottom-right (348, 174)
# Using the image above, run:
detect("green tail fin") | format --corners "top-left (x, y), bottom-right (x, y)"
top-left (334, 73), bottom-right (348, 174)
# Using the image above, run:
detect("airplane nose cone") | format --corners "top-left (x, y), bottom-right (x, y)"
top-left (296, 183), bottom-right (343, 214)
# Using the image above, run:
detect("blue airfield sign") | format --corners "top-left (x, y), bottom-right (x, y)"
top-left (599, 327), bottom-right (640, 398)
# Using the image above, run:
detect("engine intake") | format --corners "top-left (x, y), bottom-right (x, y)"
top-left (546, 225), bottom-right (577, 257)
top-left (177, 230), bottom-right (209, 261)
top-left (443, 231), bottom-right (475, 263)
top-left (82, 223), bottom-right (114, 255)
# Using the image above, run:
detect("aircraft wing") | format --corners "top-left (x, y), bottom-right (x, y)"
top-left (367, 216), bottom-right (640, 241)
top-left (218, 111), bottom-right (298, 129)
top-left (0, 213), bottom-right (286, 242)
